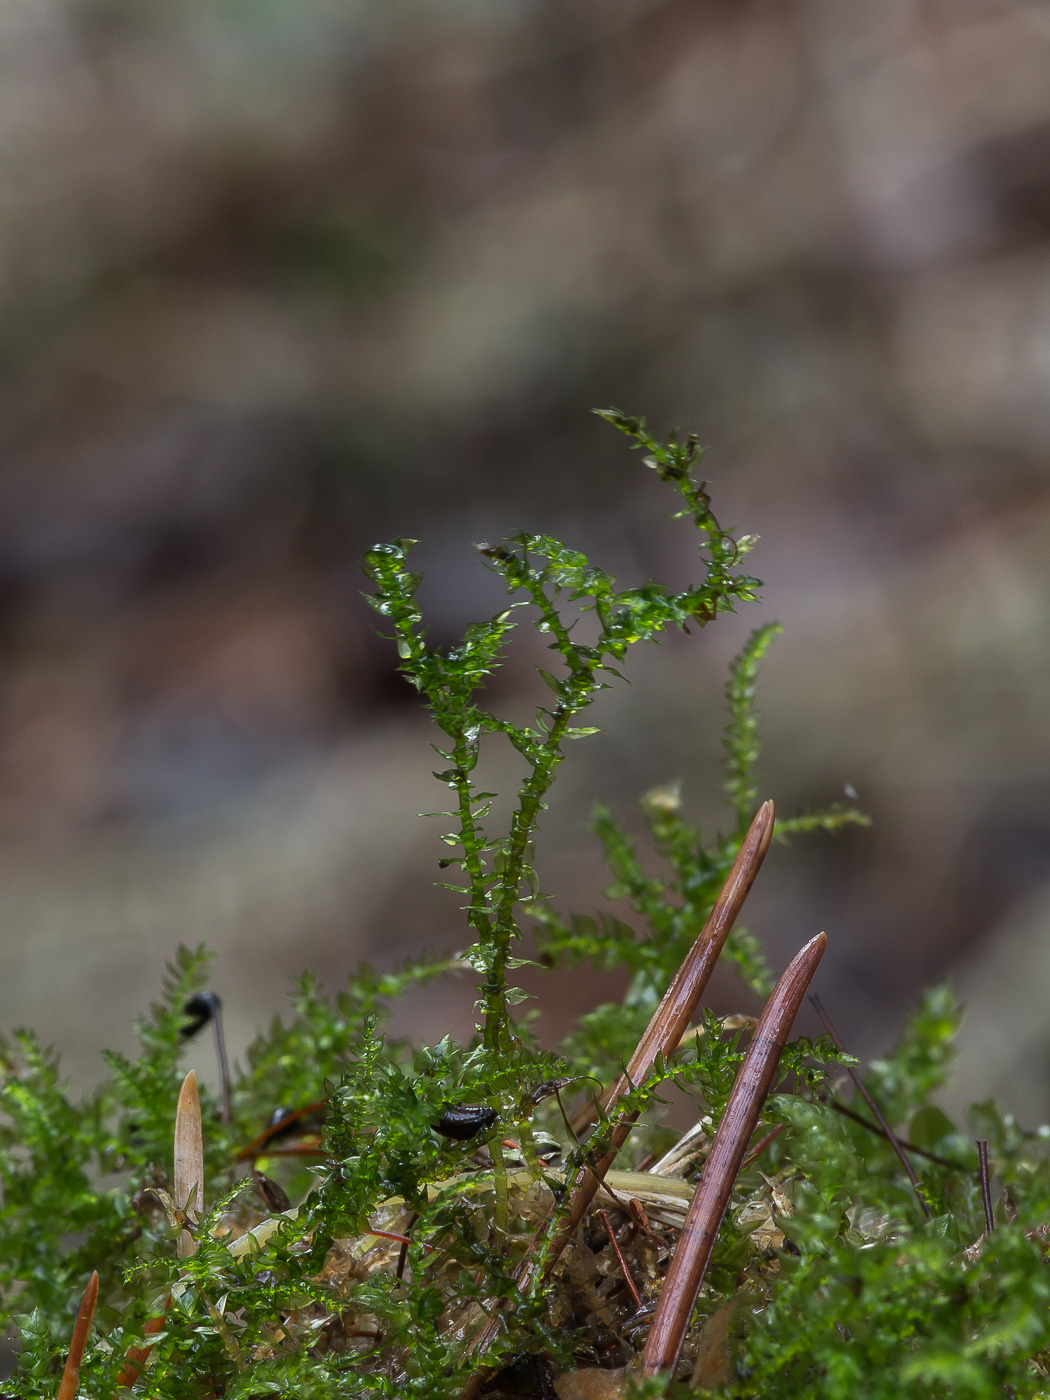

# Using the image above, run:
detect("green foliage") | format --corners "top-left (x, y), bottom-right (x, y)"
top-left (0, 408), bottom-right (1044, 1400)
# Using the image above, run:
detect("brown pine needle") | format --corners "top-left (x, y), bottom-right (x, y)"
top-left (57, 1270), bottom-right (99, 1400)
top-left (600, 1209), bottom-right (644, 1309)
top-left (174, 1069), bottom-right (204, 1259)
top-left (642, 932), bottom-right (827, 1378)
top-left (458, 802), bottom-right (776, 1399)
top-left (558, 800), bottom-right (776, 1247)
top-left (116, 1304), bottom-right (169, 1389)
top-left (739, 1122), bottom-right (785, 1171)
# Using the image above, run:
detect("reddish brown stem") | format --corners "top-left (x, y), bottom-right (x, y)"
top-left (57, 1271), bottom-right (99, 1400)
top-left (556, 801), bottom-right (775, 1250)
top-left (739, 1122), bottom-right (785, 1171)
top-left (457, 802), bottom-right (775, 1399)
top-left (117, 1296), bottom-right (170, 1388)
top-left (642, 932), bottom-right (827, 1378)
top-left (368, 1228), bottom-right (437, 1253)
top-left (600, 1209), bottom-right (643, 1309)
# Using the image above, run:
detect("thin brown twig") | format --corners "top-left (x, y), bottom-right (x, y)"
top-left (456, 800), bottom-right (776, 1399)
top-left (600, 1210), bottom-right (644, 1309)
top-left (369, 1227), bottom-right (437, 1254)
top-left (641, 932), bottom-right (827, 1378)
top-left (396, 1212), bottom-right (419, 1281)
top-left (57, 1271), bottom-right (99, 1400)
top-left (809, 995), bottom-right (929, 1219)
top-left (977, 1139), bottom-right (994, 1235)
top-left (825, 1098), bottom-right (965, 1171)
top-left (739, 1122), bottom-right (785, 1171)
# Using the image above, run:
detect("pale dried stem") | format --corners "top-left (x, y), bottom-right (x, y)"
top-left (174, 1069), bottom-right (205, 1259)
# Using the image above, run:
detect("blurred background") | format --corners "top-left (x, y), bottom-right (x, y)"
top-left (0, 0), bottom-right (1049, 1120)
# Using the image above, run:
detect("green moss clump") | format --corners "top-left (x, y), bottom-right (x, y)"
top-left (1, 412), bottom-right (1045, 1399)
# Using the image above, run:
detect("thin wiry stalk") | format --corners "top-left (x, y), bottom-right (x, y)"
top-left (57, 1271), bottom-right (99, 1400)
top-left (739, 1122), bottom-right (785, 1171)
top-left (977, 1139), bottom-right (994, 1234)
top-left (826, 1097), bottom-right (965, 1171)
top-left (810, 995), bottom-right (929, 1219)
top-left (211, 998), bottom-right (231, 1125)
top-left (642, 932), bottom-right (827, 1378)
top-left (600, 1210), bottom-right (643, 1309)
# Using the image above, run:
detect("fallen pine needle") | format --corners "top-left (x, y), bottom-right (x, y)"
top-left (57, 1270), bottom-right (99, 1400)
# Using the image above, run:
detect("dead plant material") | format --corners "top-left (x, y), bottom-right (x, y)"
top-left (56, 1271), bottom-right (99, 1400)
top-left (457, 800), bottom-right (775, 1397)
top-left (116, 1305), bottom-right (169, 1389)
top-left (642, 931), bottom-right (827, 1378)
top-left (174, 1069), bottom-right (204, 1259)
top-left (560, 800), bottom-right (776, 1248)
top-left (739, 1122), bottom-right (785, 1171)
top-left (552, 1367), bottom-right (628, 1399)
top-left (689, 1296), bottom-right (741, 1390)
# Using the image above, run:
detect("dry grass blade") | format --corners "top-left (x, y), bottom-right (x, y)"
top-left (641, 931), bottom-right (827, 1378)
top-left (56, 1270), bottom-right (99, 1400)
top-left (457, 802), bottom-right (775, 1398)
top-left (174, 1069), bottom-right (204, 1259)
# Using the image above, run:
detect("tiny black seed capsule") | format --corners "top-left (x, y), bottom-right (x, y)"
top-left (432, 1104), bottom-right (498, 1141)
top-left (181, 990), bottom-right (222, 1039)
top-left (253, 1170), bottom-right (291, 1214)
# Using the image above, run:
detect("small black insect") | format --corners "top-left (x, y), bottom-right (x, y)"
top-left (432, 1104), bottom-right (498, 1141)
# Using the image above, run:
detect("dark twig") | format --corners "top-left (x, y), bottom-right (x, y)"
top-left (977, 1140), bottom-right (994, 1235)
top-left (600, 1209), bottom-right (644, 1309)
top-left (642, 932), bottom-right (828, 1377)
top-left (57, 1271), bottom-right (99, 1400)
top-left (826, 1098), bottom-right (965, 1171)
top-left (211, 998), bottom-right (231, 1125)
top-left (809, 995), bottom-right (929, 1219)
top-left (739, 1122), bottom-right (785, 1171)
top-left (396, 1212), bottom-right (419, 1281)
